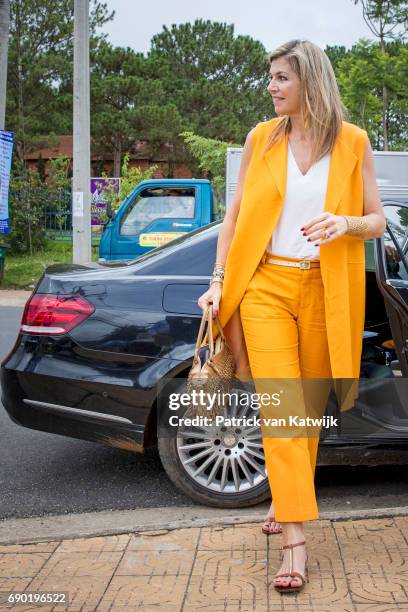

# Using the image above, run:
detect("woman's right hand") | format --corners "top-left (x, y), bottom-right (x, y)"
top-left (197, 282), bottom-right (222, 317)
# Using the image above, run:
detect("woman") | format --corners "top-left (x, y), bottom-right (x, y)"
top-left (197, 39), bottom-right (385, 593)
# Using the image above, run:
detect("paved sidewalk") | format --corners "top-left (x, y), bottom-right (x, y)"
top-left (0, 289), bottom-right (31, 307)
top-left (1, 516), bottom-right (407, 611)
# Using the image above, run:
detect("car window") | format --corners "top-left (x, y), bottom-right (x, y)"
top-left (130, 221), bottom-right (220, 275)
top-left (383, 203), bottom-right (408, 280)
top-left (120, 187), bottom-right (196, 236)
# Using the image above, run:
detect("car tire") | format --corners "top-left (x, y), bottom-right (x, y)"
top-left (157, 380), bottom-right (270, 508)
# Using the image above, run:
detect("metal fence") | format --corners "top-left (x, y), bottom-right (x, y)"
top-left (42, 189), bottom-right (72, 239)
top-left (9, 188), bottom-right (101, 243)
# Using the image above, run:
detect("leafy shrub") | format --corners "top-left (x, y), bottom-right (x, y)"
top-left (9, 161), bottom-right (48, 255)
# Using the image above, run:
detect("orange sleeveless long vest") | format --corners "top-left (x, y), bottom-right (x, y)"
top-left (210, 118), bottom-right (369, 412)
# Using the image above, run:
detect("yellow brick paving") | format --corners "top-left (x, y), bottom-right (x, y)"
top-left (0, 517), bottom-right (407, 611)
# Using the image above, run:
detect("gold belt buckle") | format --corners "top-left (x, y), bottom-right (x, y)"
top-left (299, 260), bottom-right (311, 270)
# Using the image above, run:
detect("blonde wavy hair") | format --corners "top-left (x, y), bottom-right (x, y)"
top-left (265, 39), bottom-right (347, 166)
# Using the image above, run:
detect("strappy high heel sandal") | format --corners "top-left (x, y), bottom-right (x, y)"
top-left (273, 540), bottom-right (308, 593)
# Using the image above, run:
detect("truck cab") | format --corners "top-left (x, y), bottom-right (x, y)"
top-left (99, 179), bottom-right (214, 262)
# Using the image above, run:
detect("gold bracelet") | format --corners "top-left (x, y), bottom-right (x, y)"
top-left (342, 215), bottom-right (370, 238)
top-left (211, 273), bottom-right (224, 283)
top-left (212, 266), bottom-right (225, 275)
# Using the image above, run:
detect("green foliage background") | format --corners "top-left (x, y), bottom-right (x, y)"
top-left (3, 1), bottom-right (408, 258)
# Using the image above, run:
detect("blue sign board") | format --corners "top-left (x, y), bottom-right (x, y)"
top-left (0, 130), bottom-right (14, 235)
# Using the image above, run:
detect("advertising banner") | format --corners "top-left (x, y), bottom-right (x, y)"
top-left (90, 177), bottom-right (120, 230)
top-left (0, 130), bottom-right (14, 236)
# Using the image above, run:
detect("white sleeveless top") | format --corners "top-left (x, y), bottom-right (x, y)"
top-left (267, 141), bottom-right (331, 260)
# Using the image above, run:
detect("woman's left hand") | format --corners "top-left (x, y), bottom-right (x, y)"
top-left (301, 212), bottom-right (348, 246)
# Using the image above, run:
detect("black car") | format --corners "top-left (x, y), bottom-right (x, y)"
top-left (1, 200), bottom-right (408, 508)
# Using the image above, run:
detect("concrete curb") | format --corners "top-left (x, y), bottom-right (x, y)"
top-left (1, 504), bottom-right (408, 546)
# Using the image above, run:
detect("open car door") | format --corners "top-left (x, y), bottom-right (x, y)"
top-left (374, 200), bottom-right (408, 377)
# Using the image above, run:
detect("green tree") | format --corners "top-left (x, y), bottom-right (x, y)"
top-left (337, 39), bottom-right (407, 149)
top-left (0, 0), bottom-right (10, 129)
top-left (325, 45), bottom-right (348, 72)
top-left (47, 156), bottom-right (71, 191)
top-left (7, 0), bottom-right (114, 161)
top-left (150, 19), bottom-right (273, 143)
top-left (91, 41), bottom-right (184, 176)
top-left (9, 161), bottom-right (46, 254)
top-left (353, 0), bottom-right (408, 41)
top-left (390, 42), bottom-right (408, 148)
top-left (181, 131), bottom-right (240, 215)
top-left (352, 0), bottom-right (408, 148)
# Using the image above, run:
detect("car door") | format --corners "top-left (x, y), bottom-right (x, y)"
top-left (328, 200), bottom-right (408, 444)
top-left (374, 200), bottom-right (408, 376)
top-left (111, 185), bottom-right (201, 260)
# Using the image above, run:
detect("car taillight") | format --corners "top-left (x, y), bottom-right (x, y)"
top-left (20, 294), bottom-right (95, 335)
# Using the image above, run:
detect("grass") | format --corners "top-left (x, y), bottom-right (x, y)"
top-left (1, 238), bottom-right (100, 290)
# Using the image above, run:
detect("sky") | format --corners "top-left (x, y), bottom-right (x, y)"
top-left (101, 0), bottom-right (376, 54)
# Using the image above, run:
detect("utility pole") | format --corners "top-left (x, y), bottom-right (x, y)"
top-left (72, 0), bottom-right (91, 263)
top-left (0, 0), bottom-right (10, 130)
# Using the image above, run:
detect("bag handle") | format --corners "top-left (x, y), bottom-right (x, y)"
top-left (194, 302), bottom-right (226, 359)
top-left (194, 303), bottom-right (211, 356)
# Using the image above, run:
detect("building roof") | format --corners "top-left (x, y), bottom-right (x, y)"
top-left (24, 135), bottom-right (175, 162)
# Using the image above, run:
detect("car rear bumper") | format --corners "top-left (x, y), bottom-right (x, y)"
top-left (1, 365), bottom-right (147, 453)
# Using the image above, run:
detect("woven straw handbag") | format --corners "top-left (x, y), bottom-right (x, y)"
top-left (186, 302), bottom-right (236, 418)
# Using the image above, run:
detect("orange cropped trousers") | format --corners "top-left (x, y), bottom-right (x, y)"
top-left (239, 251), bottom-right (333, 522)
